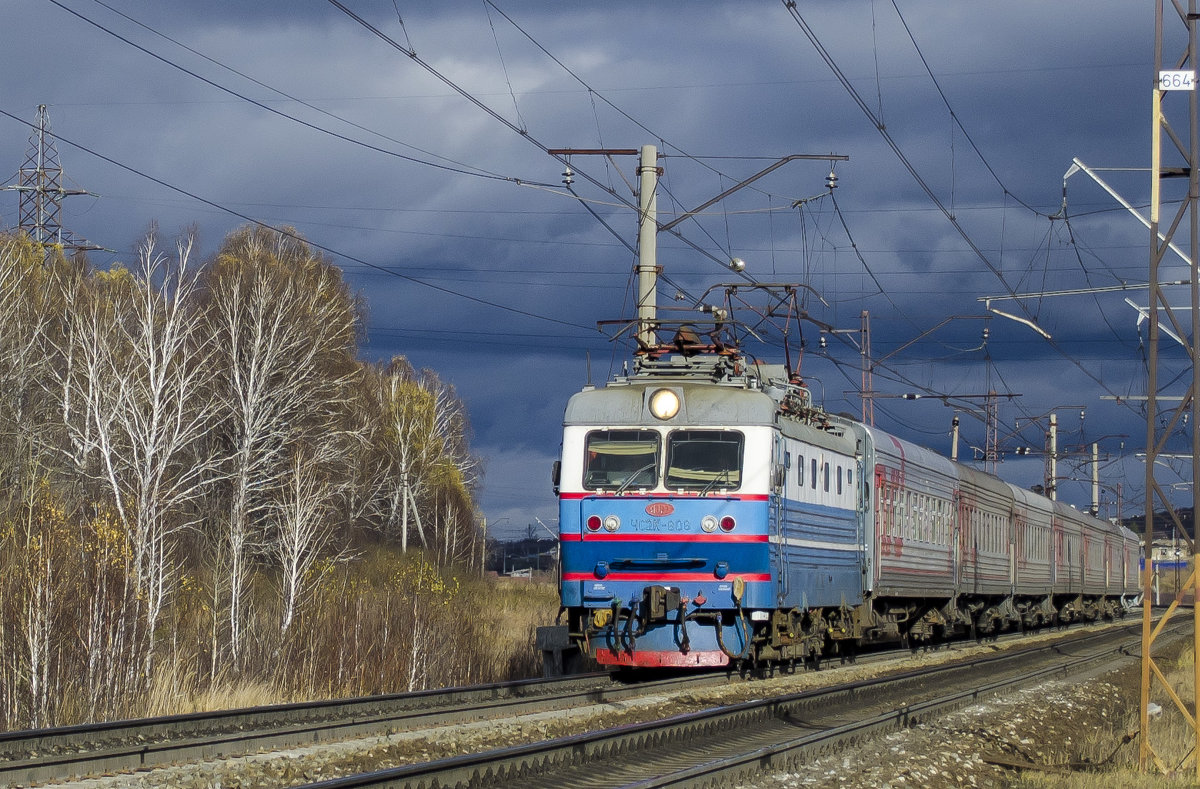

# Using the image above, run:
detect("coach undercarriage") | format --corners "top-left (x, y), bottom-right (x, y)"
top-left (545, 588), bottom-right (1132, 676)
top-left (823, 591), bottom-right (1130, 650)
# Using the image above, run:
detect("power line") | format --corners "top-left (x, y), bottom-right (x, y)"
top-left (780, 1), bottom-right (1132, 410)
top-left (886, 0), bottom-right (1049, 217)
top-left (323, 0), bottom-right (634, 210)
top-left (0, 106), bottom-right (594, 331)
top-left (46, 0), bottom-right (545, 187)
top-left (83, 0), bottom-right (516, 181)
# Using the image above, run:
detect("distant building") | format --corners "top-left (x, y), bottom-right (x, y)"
top-left (1146, 538), bottom-right (1193, 564)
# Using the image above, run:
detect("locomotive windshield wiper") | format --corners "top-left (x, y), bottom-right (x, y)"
top-left (698, 468), bottom-right (732, 497)
top-left (613, 462), bottom-right (656, 495)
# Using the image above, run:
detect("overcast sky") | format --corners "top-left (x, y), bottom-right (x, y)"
top-left (1, 1), bottom-right (1189, 539)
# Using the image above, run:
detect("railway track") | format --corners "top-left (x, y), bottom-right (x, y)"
top-left (9, 618), bottom-right (1155, 787)
top-left (296, 620), bottom-right (1173, 789)
top-left (1, 670), bottom-right (732, 786)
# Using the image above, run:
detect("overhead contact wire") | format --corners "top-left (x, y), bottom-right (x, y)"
top-left (780, 1), bottom-right (1130, 407)
top-left (323, 0), bottom-right (637, 211)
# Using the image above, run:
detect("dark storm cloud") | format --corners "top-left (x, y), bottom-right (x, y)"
top-left (0, 1), bottom-right (1176, 528)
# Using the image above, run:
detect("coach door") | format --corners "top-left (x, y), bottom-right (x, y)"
top-left (1105, 534), bottom-right (1112, 590)
top-left (857, 449), bottom-right (869, 594)
top-left (773, 439), bottom-right (788, 605)
top-left (952, 489), bottom-right (963, 591)
top-left (1009, 511), bottom-right (1019, 594)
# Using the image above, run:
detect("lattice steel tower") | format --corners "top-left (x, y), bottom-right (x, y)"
top-left (4, 105), bottom-right (100, 258)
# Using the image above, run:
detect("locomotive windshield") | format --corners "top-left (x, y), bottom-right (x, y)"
top-left (665, 430), bottom-right (743, 490)
top-left (584, 430), bottom-right (660, 490)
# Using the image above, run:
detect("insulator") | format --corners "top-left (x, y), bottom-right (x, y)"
top-left (562, 166), bottom-right (574, 186)
top-left (826, 170), bottom-right (838, 189)
top-left (982, 327), bottom-right (990, 341)
top-left (819, 335), bottom-right (827, 349)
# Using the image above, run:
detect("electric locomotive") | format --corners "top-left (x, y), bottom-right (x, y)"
top-left (537, 287), bottom-right (1140, 674)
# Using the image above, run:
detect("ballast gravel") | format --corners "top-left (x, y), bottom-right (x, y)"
top-left (740, 673), bottom-right (1130, 789)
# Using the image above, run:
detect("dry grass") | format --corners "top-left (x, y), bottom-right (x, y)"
top-left (1009, 631), bottom-right (1199, 788)
top-left (1153, 560), bottom-right (1195, 597)
top-left (139, 653), bottom-right (283, 717)
top-left (0, 538), bottom-right (560, 731)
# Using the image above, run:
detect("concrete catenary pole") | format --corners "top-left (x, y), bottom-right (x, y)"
top-left (636, 145), bottom-right (658, 347)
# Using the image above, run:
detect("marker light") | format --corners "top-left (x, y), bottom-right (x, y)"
top-left (719, 516), bottom-right (736, 532)
top-left (586, 515), bottom-right (602, 532)
top-left (648, 388), bottom-right (681, 420)
top-left (603, 515), bottom-right (621, 533)
top-left (701, 515), bottom-right (718, 533)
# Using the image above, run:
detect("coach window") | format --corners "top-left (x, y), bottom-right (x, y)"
top-left (584, 430), bottom-right (660, 491)
top-left (665, 430), bottom-right (743, 490)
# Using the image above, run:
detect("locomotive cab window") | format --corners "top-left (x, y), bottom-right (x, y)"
top-left (584, 430), bottom-right (660, 490)
top-left (665, 430), bottom-right (743, 490)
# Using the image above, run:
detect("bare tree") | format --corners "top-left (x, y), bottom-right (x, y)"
top-left (52, 231), bottom-right (219, 680)
top-left (202, 226), bottom-right (362, 668)
top-left (363, 359), bottom-right (479, 563)
top-left (271, 444), bottom-right (345, 638)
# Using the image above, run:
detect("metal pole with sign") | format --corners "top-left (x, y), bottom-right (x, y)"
top-left (1142, 2), bottom-right (1200, 777)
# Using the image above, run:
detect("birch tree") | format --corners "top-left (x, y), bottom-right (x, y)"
top-left (202, 225), bottom-right (361, 668)
top-left (271, 444), bottom-right (343, 638)
top-left (365, 359), bottom-right (478, 562)
top-left (53, 231), bottom-right (218, 679)
top-left (0, 236), bottom-right (72, 496)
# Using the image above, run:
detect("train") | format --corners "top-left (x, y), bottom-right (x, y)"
top-left (537, 296), bottom-right (1140, 673)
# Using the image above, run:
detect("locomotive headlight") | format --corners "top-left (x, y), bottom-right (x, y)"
top-left (701, 515), bottom-right (718, 533)
top-left (586, 515), bottom-right (602, 532)
top-left (603, 515), bottom-right (621, 532)
top-left (648, 388), bottom-right (680, 420)
top-left (719, 516), bottom-right (736, 532)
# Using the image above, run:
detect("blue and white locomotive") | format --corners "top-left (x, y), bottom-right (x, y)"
top-left (540, 292), bottom-right (1140, 672)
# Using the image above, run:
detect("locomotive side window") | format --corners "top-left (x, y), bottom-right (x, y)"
top-left (811, 458), bottom-right (817, 489)
top-left (583, 430), bottom-right (660, 490)
top-left (665, 430), bottom-right (743, 490)
top-left (796, 455), bottom-right (805, 487)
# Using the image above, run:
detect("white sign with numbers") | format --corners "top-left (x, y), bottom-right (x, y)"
top-left (1160, 70), bottom-right (1196, 91)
